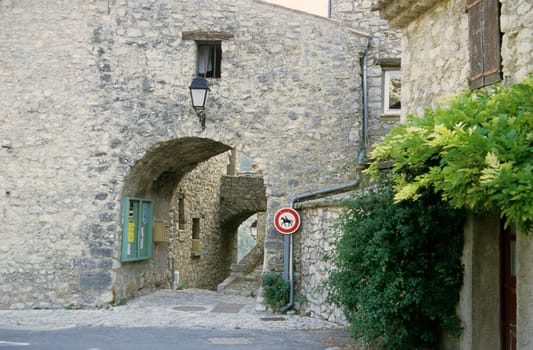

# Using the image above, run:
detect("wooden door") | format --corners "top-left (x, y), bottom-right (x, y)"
top-left (501, 222), bottom-right (516, 350)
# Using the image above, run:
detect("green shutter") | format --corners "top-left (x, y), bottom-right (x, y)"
top-left (121, 197), bottom-right (153, 262)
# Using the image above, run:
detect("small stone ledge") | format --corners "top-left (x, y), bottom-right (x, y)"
top-left (375, 0), bottom-right (440, 28)
top-left (380, 114), bottom-right (401, 121)
top-left (376, 57), bottom-right (401, 67)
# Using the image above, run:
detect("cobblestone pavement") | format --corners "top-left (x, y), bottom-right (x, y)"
top-left (0, 289), bottom-right (346, 332)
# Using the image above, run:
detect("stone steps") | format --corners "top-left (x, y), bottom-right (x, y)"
top-left (218, 264), bottom-right (262, 298)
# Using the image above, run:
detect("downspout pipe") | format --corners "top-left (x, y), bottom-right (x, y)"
top-left (360, 35), bottom-right (372, 163)
top-left (280, 35), bottom-right (373, 313)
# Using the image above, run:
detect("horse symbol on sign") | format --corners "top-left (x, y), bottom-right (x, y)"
top-left (280, 215), bottom-right (293, 227)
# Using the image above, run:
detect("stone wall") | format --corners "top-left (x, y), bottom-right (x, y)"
top-left (331, 0), bottom-right (401, 60)
top-left (500, 0), bottom-right (533, 84)
top-left (168, 153), bottom-right (232, 290)
top-left (330, 0), bottom-right (402, 146)
top-left (0, 0), bottom-right (114, 309)
top-left (220, 175), bottom-right (267, 228)
top-left (399, 0), bottom-right (470, 118)
top-left (0, 0), bottom-right (378, 308)
top-left (297, 202), bottom-right (347, 325)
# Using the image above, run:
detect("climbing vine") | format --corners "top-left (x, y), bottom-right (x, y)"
top-left (366, 76), bottom-right (533, 232)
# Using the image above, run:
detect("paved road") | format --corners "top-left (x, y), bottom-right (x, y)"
top-left (0, 289), bottom-right (359, 349)
top-left (0, 326), bottom-right (357, 350)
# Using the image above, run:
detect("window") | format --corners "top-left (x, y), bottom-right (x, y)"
top-left (191, 217), bottom-right (201, 254)
top-left (177, 193), bottom-right (185, 230)
top-left (467, 0), bottom-right (501, 89)
top-left (182, 31), bottom-right (232, 78)
top-left (383, 70), bottom-right (401, 115)
top-left (197, 42), bottom-right (222, 78)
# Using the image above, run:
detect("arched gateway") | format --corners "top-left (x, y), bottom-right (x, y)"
top-left (116, 137), bottom-right (267, 298)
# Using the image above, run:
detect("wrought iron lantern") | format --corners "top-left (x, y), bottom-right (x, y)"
top-left (189, 77), bottom-right (210, 131)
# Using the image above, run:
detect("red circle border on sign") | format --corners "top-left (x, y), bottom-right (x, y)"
top-left (274, 207), bottom-right (301, 235)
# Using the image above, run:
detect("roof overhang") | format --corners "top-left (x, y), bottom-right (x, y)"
top-left (374, 0), bottom-right (440, 28)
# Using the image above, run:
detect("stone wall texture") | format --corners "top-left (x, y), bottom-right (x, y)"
top-left (0, 0), bottom-right (402, 309)
top-left (400, 0), bottom-right (470, 117)
top-left (168, 152), bottom-right (232, 291)
top-left (500, 0), bottom-right (533, 84)
top-left (298, 203), bottom-right (347, 325)
top-left (331, 0), bottom-right (402, 146)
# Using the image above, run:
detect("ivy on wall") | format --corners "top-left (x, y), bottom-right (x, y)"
top-left (366, 76), bottom-right (533, 232)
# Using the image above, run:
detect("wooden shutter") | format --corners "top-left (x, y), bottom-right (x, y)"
top-left (467, 0), bottom-right (501, 89)
top-left (483, 0), bottom-right (502, 85)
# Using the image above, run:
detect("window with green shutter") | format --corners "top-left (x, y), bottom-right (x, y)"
top-left (121, 197), bottom-right (153, 262)
top-left (467, 0), bottom-right (502, 89)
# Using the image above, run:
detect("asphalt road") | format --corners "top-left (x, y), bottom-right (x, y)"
top-left (0, 326), bottom-right (358, 350)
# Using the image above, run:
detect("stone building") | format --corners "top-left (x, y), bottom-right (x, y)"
top-left (377, 0), bottom-right (532, 349)
top-left (0, 0), bottom-right (400, 316)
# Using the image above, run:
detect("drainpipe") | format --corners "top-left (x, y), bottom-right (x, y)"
top-left (280, 36), bottom-right (373, 313)
top-left (360, 36), bottom-right (372, 163)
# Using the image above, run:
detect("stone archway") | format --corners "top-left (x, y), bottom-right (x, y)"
top-left (115, 137), bottom-right (230, 299)
top-left (114, 137), bottom-right (267, 300)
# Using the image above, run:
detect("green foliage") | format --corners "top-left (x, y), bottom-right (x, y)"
top-left (366, 76), bottom-right (533, 232)
top-left (176, 282), bottom-right (189, 290)
top-left (295, 293), bottom-right (308, 306)
top-left (261, 272), bottom-right (289, 311)
top-left (327, 174), bottom-right (464, 349)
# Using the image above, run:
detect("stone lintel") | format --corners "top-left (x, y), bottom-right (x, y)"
top-left (376, 57), bottom-right (401, 67)
top-left (182, 31), bottom-right (235, 41)
top-left (375, 0), bottom-right (440, 28)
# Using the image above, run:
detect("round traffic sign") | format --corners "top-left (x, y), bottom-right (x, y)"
top-left (274, 207), bottom-right (301, 235)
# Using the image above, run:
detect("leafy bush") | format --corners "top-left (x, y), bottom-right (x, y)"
top-left (327, 174), bottom-right (464, 349)
top-left (367, 76), bottom-right (533, 232)
top-left (261, 272), bottom-right (289, 311)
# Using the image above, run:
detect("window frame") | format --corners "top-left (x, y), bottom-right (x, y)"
top-left (177, 193), bottom-right (185, 231)
top-left (191, 217), bottom-right (201, 255)
top-left (383, 69), bottom-right (402, 115)
top-left (196, 41), bottom-right (222, 79)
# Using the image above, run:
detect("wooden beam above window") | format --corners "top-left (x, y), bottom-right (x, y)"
top-left (376, 57), bottom-right (401, 67)
top-left (182, 31), bottom-right (234, 41)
